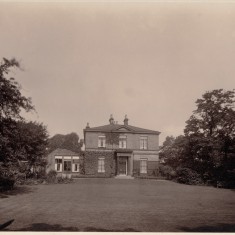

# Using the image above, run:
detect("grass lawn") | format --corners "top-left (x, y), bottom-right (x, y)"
top-left (0, 178), bottom-right (235, 232)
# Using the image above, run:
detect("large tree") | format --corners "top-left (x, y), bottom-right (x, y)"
top-left (48, 132), bottom-right (83, 153)
top-left (160, 135), bottom-right (192, 169)
top-left (160, 89), bottom-right (235, 186)
top-left (184, 89), bottom-right (235, 182)
top-left (0, 58), bottom-right (33, 121)
top-left (0, 58), bottom-right (48, 178)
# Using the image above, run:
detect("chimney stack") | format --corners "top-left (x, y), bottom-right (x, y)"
top-left (86, 122), bottom-right (90, 128)
top-left (124, 115), bottom-right (129, 126)
top-left (109, 114), bottom-right (114, 124)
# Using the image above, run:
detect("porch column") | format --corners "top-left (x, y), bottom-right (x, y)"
top-left (130, 154), bottom-right (133, 176)
top-left (116, 156), bottom-right (119, 175)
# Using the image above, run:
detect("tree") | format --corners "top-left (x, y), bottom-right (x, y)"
top-left (184, 89), bottom-right (235, 183)
top-left (15, 121), bottom-right (48, 170)
top-left (160, 135), bottom-right (190, 169)
top-left (0, 58), bottom-right (48, 179)
top-left (0, 58), bottom-right (34, 121)
top-left (48, 132), bottom-right (83, 153)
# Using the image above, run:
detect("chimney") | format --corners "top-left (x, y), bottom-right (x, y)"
top-left (109, 114), bottom-right (114, 124)
top-left (86, 122), bottom-right (90, 128)
top-left (124, 115), bottom-right (129, 125)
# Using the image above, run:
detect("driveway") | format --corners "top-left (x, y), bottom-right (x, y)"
top-left (0, 178), bottom-right (235, 232)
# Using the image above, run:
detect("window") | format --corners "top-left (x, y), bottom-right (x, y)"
top-left (119, 135), bottom-right (127, 149)
top-left (72, 156), bottom-right (80, 172)
top-left (55, 156), bottom-right (62, 172)
top-left (140, 159), bottom-right (147, 174)
top-left (98, 157), bottom-right (105, 173)
top-left (98, 136), bottom-right (106, 148)
top-left (64, 156), bottom-right (72, 171)
top-left (140, 136), bottom-right (148, 149)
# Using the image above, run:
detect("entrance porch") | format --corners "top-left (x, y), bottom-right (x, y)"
top-left (115, 150), bottom-right (133, 177)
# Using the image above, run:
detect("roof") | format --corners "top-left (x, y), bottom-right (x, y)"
top-left (48, 148), bottom-right (80, 156)
top-left (84, 124), bottom-right (160, 135)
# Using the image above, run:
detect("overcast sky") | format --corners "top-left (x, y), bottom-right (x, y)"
top-left (1, 2), bottom-right (235, 144)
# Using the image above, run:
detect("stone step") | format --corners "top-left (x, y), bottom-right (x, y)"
top-left (114, 175), bottom-right (134, 179)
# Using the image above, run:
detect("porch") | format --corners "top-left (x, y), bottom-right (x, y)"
top-left (115, 150), bottom-right (133, 177)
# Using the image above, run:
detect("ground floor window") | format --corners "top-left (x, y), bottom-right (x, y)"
top-left (140, 159), bottom-right (147, 174)
top-left (55, 156), bottom-right (80, 172)
top-left (72, 156), bottom-right (80, 172)
top-left (55, 157), bottom-right (62, 172)
top-left (64, 160), bottom-right (72, 171)
top-left (98, 157), bottom-right (105, 173)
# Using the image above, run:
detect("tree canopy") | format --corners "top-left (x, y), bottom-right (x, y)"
top-left (0, 58), bottom-right (34, 121)
top-left (48, 132), bottom-right (83, 153)
top-left (160, 89), bottom-right (235, 187)
top-left (0, 58), bottom-right (48, 178)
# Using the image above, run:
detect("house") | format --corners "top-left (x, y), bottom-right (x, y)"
top-left (83, 115), bottom-right (161, 177)
top-left (46, 148), bottom-right (83, 178)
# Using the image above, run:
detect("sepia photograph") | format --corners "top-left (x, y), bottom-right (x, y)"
top-left (0, 0), bottom-right (235, 233)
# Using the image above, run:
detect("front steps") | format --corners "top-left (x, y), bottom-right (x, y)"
top-left (114, 175), bottom-right (134, 179)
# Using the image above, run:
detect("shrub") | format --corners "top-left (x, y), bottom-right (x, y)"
top-left (216, 170), bottom-right (235, 189)
top-left (57, 177), bottom-right (73, 184)
top-left (0, 165), bottom-right (16, 191)
top-left (46, 170), bottom-right (57, 183)
top-left (0, 177), bottom-right (15, 191)
top-left (159, 165), bottom-right (176, 180)
top-left (176, 167), bottom-right (203, 185)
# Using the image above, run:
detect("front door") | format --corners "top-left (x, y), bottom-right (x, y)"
top-left (118, 157), bottom-right (127, 175)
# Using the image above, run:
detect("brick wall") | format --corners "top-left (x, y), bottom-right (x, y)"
top-left (84, 150), bottom-right (116, 177)
top-left (85, 132), bottom-right (159, 151)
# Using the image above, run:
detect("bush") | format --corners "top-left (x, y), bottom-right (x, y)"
top-left (159, 165), bottom-right (176, 180)
top-left (216, 170), bottom-right (235, 188)
top-left (0, 177), bottom-right (15, 191)
top-left (176, 167), bottom-right (203, 185)
top-left (57, 177), bottom-right (73, 184)
top-left (46, 170), bottom-right (57, 183)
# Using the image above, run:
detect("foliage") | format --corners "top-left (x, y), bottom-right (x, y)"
top-left (0, 58), bottom-right (34, 121)
top-left (176, 167), bottom-right (203, 185)
top-left (184, 89), bottom-right (235, 185)
top-left (0, 120), bottom-right (48, 174)
top-left (0, 58), bottom-right (48, 183)
top-left (160, 89), bottom-right (235, 188)
top-left (48, 132), bottom-right (83, 153)
top-left (0, 177), bottom-right (15, 191)
top-left (159, 164), bottom-right (176, 179)
top-left (57, 177), bottom-right (73, 184)
top-left (159, 135), bottom-right (190, 169)
top-left (105, 132), bottom-right (119, 147)
top-left (0, 164), bottom-right (15, 191)
top-left (15, 121), bottom-right (48, 168)
top-left (46, 170), bottom-right (57, 183)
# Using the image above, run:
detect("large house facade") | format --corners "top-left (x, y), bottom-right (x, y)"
top-left (83, 115), bottom-right (161, 177)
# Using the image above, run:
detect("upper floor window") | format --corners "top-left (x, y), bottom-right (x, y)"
top-left (140, 136), bottom-right (148, 150)
top-left (119, 135), bottom-right (127, 149)
top-left (98, 136), bottom-right (106, 148)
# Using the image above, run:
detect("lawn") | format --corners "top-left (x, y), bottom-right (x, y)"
top-left (0, 178), bottom-right (235, 232)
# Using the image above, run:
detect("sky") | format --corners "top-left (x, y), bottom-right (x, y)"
top-left (1, 1), bottom-right (235, 145)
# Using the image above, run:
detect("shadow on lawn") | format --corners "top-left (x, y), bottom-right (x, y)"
top-left (0, 186), bottom-right (36, 199)
top-left (178, 223), bottom-right (235, 232)
top-left (15, 223), bottom-right (139, 232)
